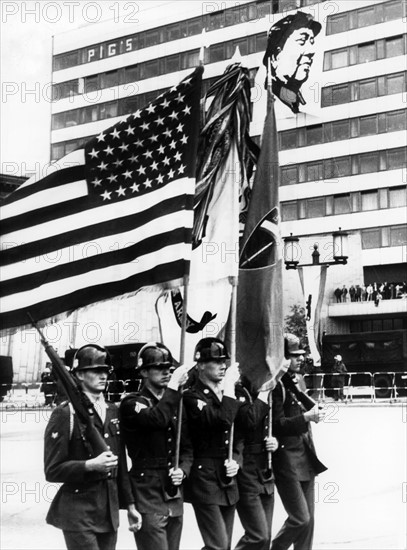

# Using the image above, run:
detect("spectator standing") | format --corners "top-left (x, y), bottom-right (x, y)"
top-left (349, 286), bottom-right (356, 302)
top-left (366, 284), bottom-right (373, 301)
top-left (334, 288), bottom-right (342, 303)
top-left (355, 285), bottom-right (362, 302)
top-left (341, 286), bottom-right (348, 303)
top-left (332, 355), bottom-right (347, 401)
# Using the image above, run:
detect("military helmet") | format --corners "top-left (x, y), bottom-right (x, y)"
top-left (72, 344), bottom-right (112, 372)
top-left (136, 342), bottom-right (173, 370)
top-left (194, 337), bottom-right (229, 363)
top-left (284, 333), bottom-right (306, 358)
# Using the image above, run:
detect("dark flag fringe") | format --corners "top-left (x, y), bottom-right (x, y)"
top-left (193, 63), bottom-right (259, 248)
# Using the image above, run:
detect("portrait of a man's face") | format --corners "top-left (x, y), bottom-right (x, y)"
top-left (263, 11), bottom-right (322, 113)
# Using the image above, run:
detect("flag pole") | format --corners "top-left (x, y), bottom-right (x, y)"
top-left (227, 275), bottom-right (238, 466)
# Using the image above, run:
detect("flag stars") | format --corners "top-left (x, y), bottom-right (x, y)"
top-left (130, 183), bottom-right (139, 193)
top-left (157, 144), bottom-right (166, 155)
top-left (101, 190), bottom-right (112, 200)
top-left (156, 174), bottom-right (164, 184)
top-left (134, 139), bottom-right (144, 148)
top-left (133, 109), bottom-right (142, 118)
top-left (96, 132), bottom-right (106, 142)
top-left (98, 161), bottom-right (109, 171)
top-left (116, 186), bottom-right (126, 197)
top-left (174, 151), bottom-right (182, 162)
top-left (144, 178), bottom-right (153, 188)
top-left (104, 145), bottom-right (115, 156)
top-left (155, 116), bottom-right (165, 126)
top-left (178, 164), bottom-right (186, 174)
top-left (88, 148), bottom-right (99, 159)
top-left (163, 128), bottom-right (172, 138)
top-left (151, 161), bottom-right (159, 171)
top-left (169, 140), bottom-right (177, 150)
top-left (129, 154), bottom-right (139, 163)
top-left (107, 174), bottom-right (118, 183)
top-left (168, 168), bottom-right (175, 179)
top-left (161, 98), bottom-right (170, 109)
top-left (183, 105), bottom-right (191, 115)
top-left (125, 125), bottom-right (135, 135)
top-left (146, 104), bottom-right (156, 114)
top-left (162, 156), bottom-right (170, 166)
top-left (175, 93), bottom-right (185, 103)
top-left (122, 170), bottom-right (133, 179)
top-left (113, 159), bottom-right (124, 168)
top-left (149, 134), bottom-right (158, 143)
top-left (169, 111), bottom-right (179, 120)
top-left (176, 123), bottom-right (184, 133)
top-left (91, 177), bottom-right (102, 187)
top-left (182, 77), bottom-right (192, 86)
top-left (142, 150), bottom-right (153, 159)
top-left (137, 165), bottom-right (146, 175)
top-left (140, 121), bottom-right (150, 132)
top-left (119, 142), bottom-right (129, 152)
top-left (110, 128), bottom-right (121, 139)
top-left (180, 135), bottom-right (188, 145)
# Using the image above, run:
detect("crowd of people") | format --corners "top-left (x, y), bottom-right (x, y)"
top-left (333, 281), bottom-right (407, 306)
top-left (43, 334), bottom-right (327, 550)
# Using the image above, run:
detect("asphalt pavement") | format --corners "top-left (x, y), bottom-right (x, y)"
top-left (1, 402), bottom-right (406, 550)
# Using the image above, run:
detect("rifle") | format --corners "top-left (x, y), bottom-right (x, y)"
top-left (282, 372), bottom-right (318, 411)
top-left (29, 314), bottom-right (109, 456)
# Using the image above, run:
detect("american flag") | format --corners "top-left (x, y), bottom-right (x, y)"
top-left (0, 66), bottom-right (203, 332)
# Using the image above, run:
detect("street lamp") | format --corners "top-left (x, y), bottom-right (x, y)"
top-left (283, 229), bottom-right (349, 270)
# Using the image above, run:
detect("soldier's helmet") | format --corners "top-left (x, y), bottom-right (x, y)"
top-left (194, 337), bottom-right (229, 363)
top-left (136, 342), bottom-right (173, 370)
top-left (284, 333), bottom-right (306, 358)
top-left (72, 344), bottom-right (112, 372)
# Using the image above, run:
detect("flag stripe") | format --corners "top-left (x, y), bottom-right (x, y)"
top-left (2, 259), bottom-right (187, 330)
top-left (2, 243), bottom-right (189, 312)
top-left (1, 227), bottom-right (189, 298)
top-left (1, 195), bottom-right (192, 266)
top-left (2, 178), bottom-right (193, 245)
top-left (1, 163), bottom-right (86, 209)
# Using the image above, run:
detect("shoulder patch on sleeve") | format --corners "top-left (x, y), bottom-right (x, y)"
top-left (197, 399), bottom-right (207, 411)
top-left (134, 402), bottom-right (148, 413)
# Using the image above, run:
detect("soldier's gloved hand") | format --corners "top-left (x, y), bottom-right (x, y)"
top-left (223, 362), bottom-right (240, 397)
top-left (304, 404), bottom-right (325, 424)
top-left (224, 458), bottom-right (239, 478)
top-left (127, 504), bottom-right (142, 532)
top-left (169, 467), bottom-right (185, 486)
top-left (168, 364), bottom-right (192, 390)
top-left (85, 451), bottom-right (118, 473)
top-left (264, 436), bottom-right (279, 452)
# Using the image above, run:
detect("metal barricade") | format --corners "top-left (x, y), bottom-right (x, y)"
top-left (394, 372), bottom-right (407, 399)
top-left (303, 373), bottom-right (325, 401)
top-left (372, 372), bottom-right (395, 401)
top-left (347, 372), bottom-right (374, 402)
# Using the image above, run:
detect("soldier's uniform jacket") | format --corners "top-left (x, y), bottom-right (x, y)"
top-left (272, 374), bottom-right (327, 481)
top-left (44, 401), bottom-right (133, 532)
top-left (183, 379), bottom-right (243, 506)
top-left (235, 383), bottom-right (274, 496)
top-left (120, 386), bottom-right (192, 517)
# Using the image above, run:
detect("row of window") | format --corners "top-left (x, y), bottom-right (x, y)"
top-left (281, 147), bottom-right (406, 186)
top-left (280, 109), bottom-right (407, 150)
top-left (52, 0), bottom-right (322, 71)
top-left (327, 0), bottom-right (405, 36)
top-left (324, 34), bottom-right (406, 71)
top-left (361, 225), bottom-right (407, 250)
top-left (51, 72), bottom-right (234, 131)
top-left (52, 32), bottom-right (265, 101)
top-left (350, 317), bottom-right (405, 333)
top-left (322, 71), bottom-right (406, 108)
top-left (282, 188), bottom-right (406, 222)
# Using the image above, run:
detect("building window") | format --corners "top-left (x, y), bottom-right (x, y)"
top-left (359, 115), bottom-right (377, 136)
top-left (307, 162), bottom-right (323, 182)
top-left (281, 201), bottom-right (297, 221)
top-left (386, 35), bottom-right (405, 57)
top-left (357, 6), bottom-right (376, 27)
top-left (306, 125), bottom-right (323, 146)
top-left (334, 194), bottom-right (351, 214)
top-left (360, 153), bottom-right (378, 173)
top-left (307, 198), bottom-right (324, 218)
top-left (100, 70), bottom-right (119, 89)
top-left (389, 187), bottom-right (407, 207)
top-left (361, 191), bottom-right (378, 211)
top-left (359, 79), bottom-right (377, 100)
top-left (358, 42), bottom-right (376, 64)
top-left (361, 229), bottom-right (380, 249)
top-left (281, 166), bottom-right (298, 185)
top-left (387, 110), bottom-right (407, 131)
top-left (390, 225), bottom-right (407, 246)
top-left (280, 130), bottom-right (297, 150)
top-left (331, 120), bottom-right (350, 141)
top-left (387, 73), bottom-right (405, 94)
top-left (387, 148), bottom-right (406, 169)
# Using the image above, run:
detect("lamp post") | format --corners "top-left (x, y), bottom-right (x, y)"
top-left (283, 229), bottom-right (349, 270)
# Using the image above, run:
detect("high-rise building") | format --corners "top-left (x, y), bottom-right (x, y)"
top-left (9, 0), bottom-right (406, 381)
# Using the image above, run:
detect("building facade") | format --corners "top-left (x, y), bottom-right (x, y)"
top-left (4, 0), bottom-right (406, 382)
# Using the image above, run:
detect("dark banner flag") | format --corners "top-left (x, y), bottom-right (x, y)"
top-left (236, 87), bottom-right (284, 390)
top-left (1, 67), bottom-right (203, 332)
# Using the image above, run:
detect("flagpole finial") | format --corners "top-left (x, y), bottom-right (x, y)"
top-left (231, 46), bottom-right (242, 65)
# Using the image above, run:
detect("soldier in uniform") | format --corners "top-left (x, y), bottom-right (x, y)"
top-left (44, 344), bottom-right (140, 550)
top-left (271, 334), bottom-right (327, 550)
top-left (234, 376), bottom-right (280, 550)
top-left (183, 337), bottom-right (242, 550)
top-left (120, 342), bottom-right (192, 550)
